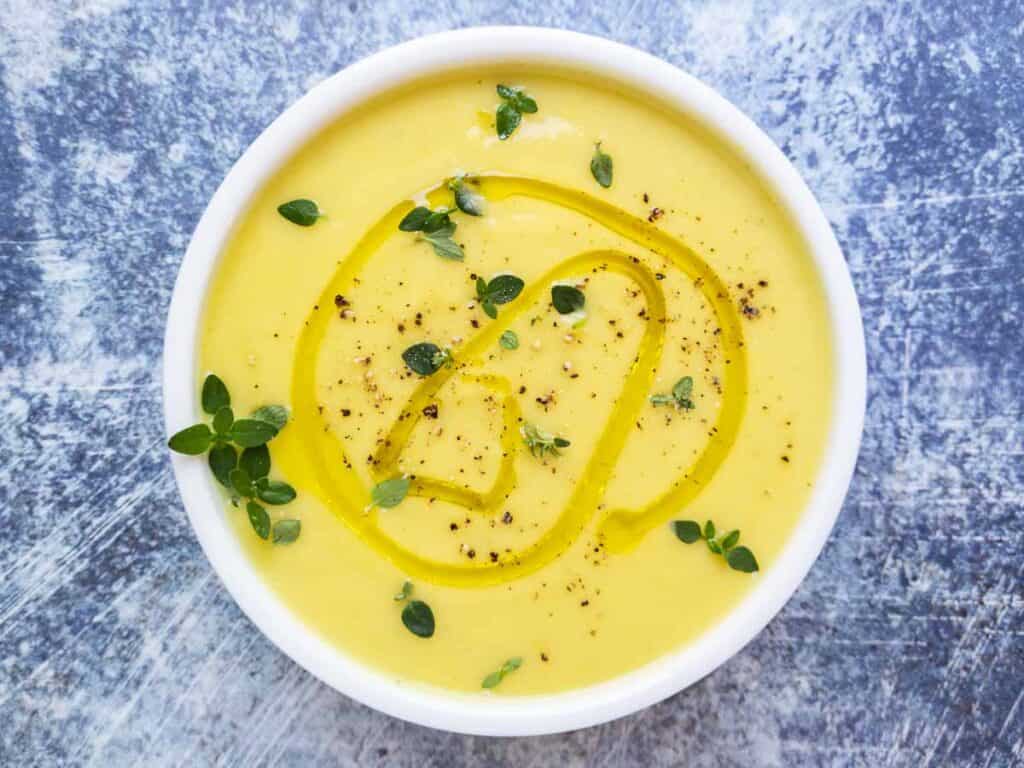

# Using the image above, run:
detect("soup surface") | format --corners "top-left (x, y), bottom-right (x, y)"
top-left (198, 69), bottom-right (833, 694)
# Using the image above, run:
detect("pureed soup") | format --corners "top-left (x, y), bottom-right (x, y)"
top-left (192, 69), bottom-right (832, 694)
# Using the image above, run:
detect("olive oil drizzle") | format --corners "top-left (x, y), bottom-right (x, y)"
top-left (290, 175), bottom-right (747, 587)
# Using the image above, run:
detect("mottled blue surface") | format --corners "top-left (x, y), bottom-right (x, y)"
top-left (1, 1), bottom-right (1022, 766)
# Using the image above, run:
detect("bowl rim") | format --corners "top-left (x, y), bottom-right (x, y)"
top-left (163, 25), bottom-right (866, 737)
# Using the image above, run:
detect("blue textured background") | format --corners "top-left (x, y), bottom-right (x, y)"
top-left (1, 1), bottom-right (1022, 766)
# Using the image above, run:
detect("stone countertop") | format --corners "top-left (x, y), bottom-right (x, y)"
top-left (1, 1), bottom-right (1021, 766)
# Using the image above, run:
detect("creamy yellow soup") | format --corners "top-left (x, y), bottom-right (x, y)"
top-left (199, 69), bottom-right (832, 694)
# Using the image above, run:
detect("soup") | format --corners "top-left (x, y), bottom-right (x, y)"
top-left (192, 69), bottom-right (832, 694)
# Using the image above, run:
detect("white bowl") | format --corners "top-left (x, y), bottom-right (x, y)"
top-left (163, 26), bottom-right (866, 736)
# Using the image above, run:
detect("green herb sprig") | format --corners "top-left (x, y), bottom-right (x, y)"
top-left (277, 199), bottom-right (323, 227)
top-left (482, 657), bottom-right (523, 689)
top-left (496, 84), bottom-right (538, 140)
top-left (499, 330), bottom-right (519, 350)
top-left (475, 274), bottom-right (525, 319)
top-left (590, 142), bottom-right (613, 188)
top-left (650, 376), bottom-right (695, 410)
top-left (401, 600), bottom-right (435, 638)
top-left (168, 374), bottom-right (299, 543)
top-left (402, 342), bottom-right (453, 377)
top-left (370, 476), bottom-right (411, 509)
top-left (551, 284), bottom-right (586, 315)
top-left (448, 176), bottom-right (486, 216)
top-left (398, 206), bottom-right (464, 261)
top-left (521, 422), bottom-right (570, 458)
top-left (168, 375), bottom-right (280, 456)
top-left (672, 519), bottom-right (759, 573)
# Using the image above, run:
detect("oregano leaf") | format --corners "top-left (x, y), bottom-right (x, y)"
top-left (168, 423), bottom-right (212, 455)
top-left (277, 199), bottom-right (322, 226)
top-left (201, 374), bottom-right (230, 414)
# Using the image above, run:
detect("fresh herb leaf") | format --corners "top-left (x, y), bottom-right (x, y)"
top-left (720, 529), bottom-right (740, 551)
top-left (257, 480), bottom-right (297, 505)
top-left (230, 467), bottom-right (255, 498)
top-left (497, 84), bottom-right (537, 113)
top-left (671, 519), bottom-right (759, 573)
top-left (449, 177), bottom-right (486, 216)
top-left (515, 94), bottom-right (537, 113)
top-left (673, 376), bottom-right (693, 401)
top-left (394, 580), bottom-right (413, 601)
top-left (499, 330), bottom-right (519, 350)
top-left (423, 232), bottom-right (464, 261)
top-left (476, 274), bottom-right (525, 319)
top-left (251, 405), bottom-right (288, 431)
top-left (401, 207), bottom-right (464, 260)
top-left (481, 656), bottom-right (523, 689)
top-left (277, 199), bottom-right (322, 227)
top-left (495, 83), bottom-right (538, 140)
top-left (423, 210), bottom-right (454, 234)
top-left (521, 423), bottom-right (570, 458)
top-left (168, 423), bottom-right (212, 455)
top-left (371, 476), bottom-right (410, 509)
top-left (402, 342), bottom-right (449, 376)
top-left (401, 600), bottom-right (435, 638)
top-left (247, 500), bottom-right (270, 539)
top-left (272, 519), bottom-right (301, 544)
top-left (496, 101), bottom-right (522, 140)
top-left (485, 275), bottom-right (525, 304)
top-left (208, 443), bottom-right (237, 487)
top-left (212, 405), bottom-right (233, 436)
top-left (551, 284), bottom-right (586, 314)
top-left (726, 546), bottom-right (759, 573)
top-left (672, 520), bottom-right (701, 543)
top-left (590, 142), bottom-right (613, 188)
top-left (228, 418), bottom-right (278, 447)
top-left (240, 445), bottom-right (270, 480)
top-left (202, 374), bottom-right (230, 414)
top-left (399, 206), bottom-right (432, 232)
top-left (650, 376), bottom-right (695, 410)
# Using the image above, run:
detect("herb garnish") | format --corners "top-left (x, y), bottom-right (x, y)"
top-left (481, 657), bottom-right (523, 689)
top-left (251, 404), bottom-right (288, 430)
top-left (449, 176), bottom-right (486, 216)
top-left (672, 519), bottom-right (759, 573)
top-left (495, 84), bottom-right (538, 140)
top-left (277, 199), bottom-right (323, 227)
top-left (499, 330), bottom-right (519, 350)
top-left (401, 600), bottom-right (435, 638)
top-left (272, 519), bottom-right (301, 544)
top-left (476, 274), bottom-right (525, 319)
top-left (370, 476), bottom-right (410, 509)
top-left (521, 422), bottom-right (570, 458)
top-left (168, 374), bottom-right (299, 543)
top-left (650, 376), bottom-right (695, 410)
top-left (394, 580), bottom-right (413, 601)
top-left (228, 448), bottom-right (298, 540)
top-left (402, 342), bottom-right (453, 376)
top-left (398, 206), bottom-right (464, 261)
top-left (551, 284), bottom-right (586, 315)
top-left (590, 142), bottom-right (613, 188)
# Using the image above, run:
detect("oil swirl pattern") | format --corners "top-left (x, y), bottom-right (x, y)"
top-left (291, 175), bottom-right (747, 587)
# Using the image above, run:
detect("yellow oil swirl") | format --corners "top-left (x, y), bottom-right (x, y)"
top-left (291, 176), bottom-right (747, 587)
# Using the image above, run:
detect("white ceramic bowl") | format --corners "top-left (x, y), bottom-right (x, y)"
top-left (164, 27), bottom-right (866, 736)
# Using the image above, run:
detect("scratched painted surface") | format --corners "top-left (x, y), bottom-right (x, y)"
top-left (0, 0), bottom-right (1021, 765)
